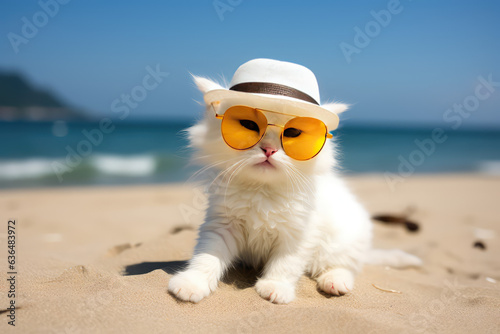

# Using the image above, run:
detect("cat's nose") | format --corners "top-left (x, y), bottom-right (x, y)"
top-left (261, 146), bottom-right (278, 157)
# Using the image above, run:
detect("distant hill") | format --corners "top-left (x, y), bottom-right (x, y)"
top-left (0, 72), bottom-right (88, 121)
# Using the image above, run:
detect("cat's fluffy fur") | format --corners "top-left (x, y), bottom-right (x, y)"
top-left (168, 76), bottom-right (419, 304)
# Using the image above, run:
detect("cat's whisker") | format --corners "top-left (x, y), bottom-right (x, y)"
top-left (210, 158), bottom-right (247, 190)
top-left (188, 162), bottom-right (226, 183)
top-left (282, 167), bottom-right (297, 197)
top-left (286, 163), bottom-right (315, 195)
top-left (224, 158), bottom-right (251, 191)
top-left (282, 167), bottom-right (292, 195)
top-left (288, 170), bottom-right (303, 199)
top-left (187, 152), bottom-right (232, 169)
top-left (221, 158), bottom-right (252, 213)
top-left (294, 175), bottom-right (314, 196)
top-left (190, 152), bottom-right (229, 162)
top-left (289, 164), bottom-right (313, 187)
top-left (188, 156), bottom-right (242, 183)
top-left (206, 157), bottom-right (251, 201)
top-left (291, 169), bottom-right (310, 190)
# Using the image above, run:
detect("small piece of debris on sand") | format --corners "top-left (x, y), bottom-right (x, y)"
top-left (372, 214), bottom-right (420, 233)
top-left (473, 241), bottom-right (486, 250)
top-left (486, 277), bottom-right (497, 284)
top-left (372, 284), bottom-right (402, 294)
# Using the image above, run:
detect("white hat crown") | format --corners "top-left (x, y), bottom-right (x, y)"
top-left (229, 58), bottom-right (320, 105)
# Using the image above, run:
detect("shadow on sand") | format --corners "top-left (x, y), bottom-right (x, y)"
top-left (123, 261), bottom-right (261, 289)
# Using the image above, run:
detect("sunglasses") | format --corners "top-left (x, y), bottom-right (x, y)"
top-left (213, 104), bottom-right (333, 161)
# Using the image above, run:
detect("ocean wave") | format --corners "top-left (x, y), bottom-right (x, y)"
top-left (91, 155), bottom-right (156, 176)
top-left (0, 158), bottom-right (61, 180)
top-left (0, 154), bottom-right (158, 182)
top-left (477, 160), bottom-right (500, 175)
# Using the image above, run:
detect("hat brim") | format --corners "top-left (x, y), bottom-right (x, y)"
top-left (204, 89), bottom-right (339, 131)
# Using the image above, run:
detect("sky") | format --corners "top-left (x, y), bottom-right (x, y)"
top-left (1, 0), bottom-right (499, 128)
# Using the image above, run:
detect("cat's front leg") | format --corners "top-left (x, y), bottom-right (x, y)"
top-left (168, 226), bottom-right (236, 303)
top-left (255, 247), bottom-right (306, 304)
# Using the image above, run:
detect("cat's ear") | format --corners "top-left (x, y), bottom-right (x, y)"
top-left (192, 75), bottom-right (225, 94)
top-left (321, 102), bottom-right (349, 114)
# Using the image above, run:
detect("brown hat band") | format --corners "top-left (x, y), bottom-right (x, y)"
top-left (229, 82), bottom-right (319, 105)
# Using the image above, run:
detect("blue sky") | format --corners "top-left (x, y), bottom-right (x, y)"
top-left (1, 0), bottom-right (499, 128)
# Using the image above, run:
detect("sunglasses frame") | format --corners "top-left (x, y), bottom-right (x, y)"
top-left (211, 103), bottom-right (333, 161)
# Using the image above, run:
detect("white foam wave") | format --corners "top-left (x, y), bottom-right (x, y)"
top-left (91, 155), bottom-right (157, 176)
top-left (0, 154), bottom-right (158, 182)
top-left (477, 160), bottom-right (500, 175)
top-left (0, 158), bottom-right (62, 180)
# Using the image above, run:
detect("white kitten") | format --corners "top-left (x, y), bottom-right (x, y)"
top-left (168, 76), bottom-right (420, 304)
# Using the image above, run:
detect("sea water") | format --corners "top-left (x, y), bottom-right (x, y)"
top-left (0, 121), bottom-right (499, 188)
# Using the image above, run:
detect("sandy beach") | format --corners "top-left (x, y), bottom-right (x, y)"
top-left (1, 174), bottom-right (499, 333)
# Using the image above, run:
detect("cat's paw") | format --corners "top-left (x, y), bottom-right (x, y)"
top-left (255, 278), bottom-right (296, 304)
top-left (168, 270), bottom-right (214, 303)
top-left (317, 268), bottom-right (354, 296)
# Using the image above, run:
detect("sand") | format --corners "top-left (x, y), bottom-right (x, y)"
top-left (1, 174), bottom-right (499, 333)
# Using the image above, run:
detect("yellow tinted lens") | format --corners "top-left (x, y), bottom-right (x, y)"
top-left (221, 106), bottom-right (267, 150)
top-left (282, 117), bottom-right (328, 160)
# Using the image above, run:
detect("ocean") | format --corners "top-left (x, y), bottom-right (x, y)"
top-left (1, 121), bottom-right (499, 189)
